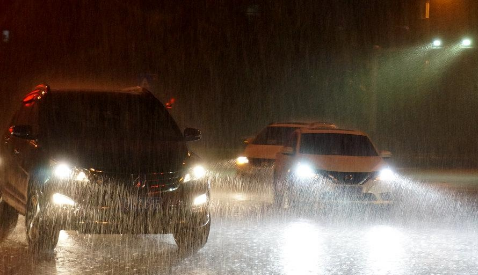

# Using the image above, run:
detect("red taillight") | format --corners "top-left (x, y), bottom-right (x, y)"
top-left (22, 90), bottom-right (40, 103)
top-left (165, 98), bottom-right (175, 109)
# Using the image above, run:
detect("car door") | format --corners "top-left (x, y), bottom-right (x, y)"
top-left (3, 100), bottom-right (41, 214)
top-left (275, 131), bottom-right (299, 179)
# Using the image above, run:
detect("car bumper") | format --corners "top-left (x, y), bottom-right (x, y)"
top-left (40, 179), bottom-right (210, 234)
top-left (288, 178), bottom-right (394, 205)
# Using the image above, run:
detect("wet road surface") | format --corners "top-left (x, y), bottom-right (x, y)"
top-left (1, 162), bottom-right (478, 275)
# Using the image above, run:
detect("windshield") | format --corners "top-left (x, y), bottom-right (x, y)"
top-left (44, 92), bottom-right (183, 142)
top-left (252, 126), bottom-right (299, 145)
top-left (299, 133), bottom-right (378, 156)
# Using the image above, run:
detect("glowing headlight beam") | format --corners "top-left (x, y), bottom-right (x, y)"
top-left (52, 193), bottom-right (75, 206)
top-left (378, 168), bottom-right (397, 181)
top-left (54, 163), bottom-right (73, 180)
top-left (193, 193), bottom-right (208, 206)
top-left (236, 156), bottom-right (249, 165)
top-left (295, 163), bottom-right (315, 179)
top-left (193, 165), bottom-right (206, 178)
top-left (183, 165), bottom-right (207, 183)
top-left (75, 171), bottom-right (89, 182)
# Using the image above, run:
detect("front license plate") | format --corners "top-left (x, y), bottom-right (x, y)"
top-left (124, 197), bottom-right (162, 210)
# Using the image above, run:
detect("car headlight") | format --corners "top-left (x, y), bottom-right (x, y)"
top-left (53, 163), bottom-right (73, 179)
top-left (295, 163), bottom-right (315, 179)
top-left (183, 165), bottom-right (207, 183)
top-left (52, 163), bottom-right (89, 182)
top-left (377, 168), bottom-right (397, 181)
top-left (236, 156), bottom-right (249, 165)
top-left (52, 193), bottom-right (76, 206)
top-left (193, 193), bottom-right (208, 206)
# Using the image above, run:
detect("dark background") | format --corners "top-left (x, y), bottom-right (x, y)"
top-left (1, 0), bottom-right (478, 167)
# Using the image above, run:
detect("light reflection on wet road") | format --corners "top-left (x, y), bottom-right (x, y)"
top-left (1, 165), bottom-right (478, 275)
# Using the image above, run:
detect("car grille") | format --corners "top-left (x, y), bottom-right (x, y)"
top-left (89, 171), bottom-right (182, 192)
top-left (249, 158), bottom-right (275, 167)
top-left (320, 171), bottom-right (376, 185)
top-left (72, 171), bottom-right (183, 208)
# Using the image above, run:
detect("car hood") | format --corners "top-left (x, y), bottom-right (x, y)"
top-left (243, 144), bottom-right (283, 159)
top-left (48, 139), bottom-right (189, 174)
top-left (301, 155), bottom-right (386, 172)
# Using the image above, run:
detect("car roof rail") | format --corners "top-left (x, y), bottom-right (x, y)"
top-left (307, 122), bottom-right (338, 129)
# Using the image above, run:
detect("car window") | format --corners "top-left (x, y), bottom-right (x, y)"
top-left (299, 133), bottom-right (378, 156)
top-left (252, 126), bottom-right (298, 145)
top-left (44, 92), bottom-right (183, 142)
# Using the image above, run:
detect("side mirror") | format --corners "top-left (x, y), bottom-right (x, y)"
top-left (381, 150), bottom-right (392, 159)
top-left (10, 125), bottom-right (34, 139)
top-left (281, 146), bottom-right (295, 155)
top-left (184, 128), bottom-right (201, 142)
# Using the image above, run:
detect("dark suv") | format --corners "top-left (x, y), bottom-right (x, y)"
top-left (0, 84), bottom-right (210, 252)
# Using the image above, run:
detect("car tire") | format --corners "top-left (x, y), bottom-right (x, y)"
top-left (173, 216), bottom-right (211, 253)
top-left (273, 174), bottom-right (294, 209)
top-left (0, 192), bottom-right (18, 243)
top-left (25, 185), bottom-right (60, 252)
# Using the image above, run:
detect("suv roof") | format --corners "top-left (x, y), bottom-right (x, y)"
top-left (268, 121), bottom-right (337, 129)
top-left (298, 127), bottom-right (367, 136)
top-left (22, 84), bottom-right (149, 103)
top-left (51, 86), bottom-right (148, 95)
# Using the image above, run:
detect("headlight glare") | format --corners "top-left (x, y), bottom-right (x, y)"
top-left (53, 163), bottom-right (73, 180)
top-left (193, 165), bottom-right (206, 178)
top-left (461, 38), bottom-right (472, 47)
top-left (183, 165), bottom-right (207, 183)
top-left (75, 171), bottom-right (89, 182)
top-left (52, 193), bottom-right (75, 206)
top-left (193, 193), bottom-right (208, 206)
top-left (236, 156), bottom-right (249, 165)
top-left (53, 163), bottom-right (89, 182)
top-left (377, 168), bottom-right (397, 181)
top-left (295, 163), bottom-right (315, 179)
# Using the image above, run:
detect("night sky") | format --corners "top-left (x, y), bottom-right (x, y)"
top-left (1, 0), bottom-right (477, 166)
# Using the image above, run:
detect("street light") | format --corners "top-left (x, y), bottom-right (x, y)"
top-left (461, 38), bottom-right (472, 47)
top-left (432, 39), bottom-right (442, 48)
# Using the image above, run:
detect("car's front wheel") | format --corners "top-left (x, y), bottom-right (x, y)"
top-left (0, 192), bottom-right (18, 243)
top-left (26, 186), bottom-right (60, 252)
top-left (273, 174), bottom-right (295, 209)
top-left (173, 215), bottom-right (211, 253)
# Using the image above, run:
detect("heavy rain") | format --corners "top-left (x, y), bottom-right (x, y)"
top-left (1, 1), bottom-right (478, 274)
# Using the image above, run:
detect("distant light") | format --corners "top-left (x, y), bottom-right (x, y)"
top-left (432, 39), bottom-right (442, 47)
top-left (461, 38), bottom-right (472, 47)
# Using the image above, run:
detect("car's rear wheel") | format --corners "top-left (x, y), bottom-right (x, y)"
top-left (173, 215), bottom-right (211, 253)
top-left (0, 192), bottom-right (18, 243)
top-left (26, 186), bottom-right (60, 252)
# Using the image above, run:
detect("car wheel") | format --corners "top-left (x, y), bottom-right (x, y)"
top-left (0, 192), bottom-right (18, 243)
top-left (173, 216), bottom-right (211, 253)
top-left (273, 175), bottom-right (293, 209)
top-left (26, 186), bottom-right (60, 252)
